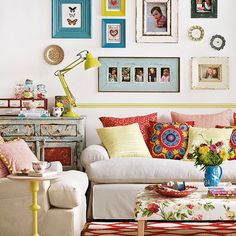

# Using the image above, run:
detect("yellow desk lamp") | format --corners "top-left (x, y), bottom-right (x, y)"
top-left (54, 50), bottom-right (101, 117)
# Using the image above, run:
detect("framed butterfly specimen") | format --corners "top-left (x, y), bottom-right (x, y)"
top-left (102, 0), bottom-right (126, 16)
top-left (52, 0), bottom-right (91, 38)
top-left (102, 19), bottom-right (126, 48)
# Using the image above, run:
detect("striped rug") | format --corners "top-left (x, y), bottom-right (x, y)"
top-left (82, 221), bottom-right (236, 235)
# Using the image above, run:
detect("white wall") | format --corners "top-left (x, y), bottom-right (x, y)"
top-left (0, 0), bottom-right (236, 145)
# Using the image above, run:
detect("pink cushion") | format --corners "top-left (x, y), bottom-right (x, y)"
top-left (171, 109), bottom-right (231, 128)
top-left (0, 159), bottom-right (9, 178)
top-left (0, 138), bottom-right (38, 174)
top-left (99, 113), bottom-right (158, 144)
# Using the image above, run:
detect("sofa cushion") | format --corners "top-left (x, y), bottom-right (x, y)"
top-left (0, 138), bottom-right (38, 173)
top-left (99, 113), bottom-right (158, 144)
top-left (96, 123), bottom-right (151, 158)
top-left (48, 170), bottom-right (88, 209)
top-left (171, 109), bottom-right (231, 128)
top-left (148, 121), bottom-right (191, 160)
top-left (86, 157), bottom-right (236, 183)
top-left (0, 160), bottom-right (9, 178)
top-left (183, 127), bottom-right (233, 159)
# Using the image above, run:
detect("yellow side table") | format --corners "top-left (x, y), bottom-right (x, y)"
top-left (7, 174), bottom-right (59, 236)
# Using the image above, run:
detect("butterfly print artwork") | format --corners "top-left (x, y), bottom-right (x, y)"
top-left (69, 13), bottom-right (75, 18)
top-left (67, 19), bottom-right (78, 25)
top-left (69, 6), bottom-right (77, 12)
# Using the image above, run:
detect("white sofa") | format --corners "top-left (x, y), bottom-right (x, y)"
top-left (81, 145), bottom-right (236, 220)
top-left (0, 162), bottom-right (88, 236)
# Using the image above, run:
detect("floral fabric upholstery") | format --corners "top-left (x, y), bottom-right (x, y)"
top-left (135, 185), bottom-right (236, 221)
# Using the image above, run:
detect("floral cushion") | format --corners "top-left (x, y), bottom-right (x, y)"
top-left (148, 122), bottom-right (192, 160)
top-left (99, 113), bottom-right (158, 145)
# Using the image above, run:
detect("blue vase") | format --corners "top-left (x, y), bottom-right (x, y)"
top-left (204, 166), bottom-right (222, 187)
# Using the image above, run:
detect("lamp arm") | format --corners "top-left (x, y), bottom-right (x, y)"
top-left (58, 74), bottom-right (77, 107)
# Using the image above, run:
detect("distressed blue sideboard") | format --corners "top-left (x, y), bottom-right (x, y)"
top-left (0, 116), bottom-right (86, 170)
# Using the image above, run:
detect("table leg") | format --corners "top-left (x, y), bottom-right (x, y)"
top-left (138, 220), bottom-right (145, 236)
top-left (31, 181), bottom-right (40, 236)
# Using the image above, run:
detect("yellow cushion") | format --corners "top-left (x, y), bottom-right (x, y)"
top-left (183, 127), bottom-right (233, 159)
top-left (96, 123), bottom-right (151, 158)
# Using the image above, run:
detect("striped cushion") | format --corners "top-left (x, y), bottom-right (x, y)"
top-left (96, 123), bottom-right (151, 158)
top-left (171, 109), bottom-right (231, 128)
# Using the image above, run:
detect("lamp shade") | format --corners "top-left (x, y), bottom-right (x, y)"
top-left (84, 52), bottom-right (101, 70)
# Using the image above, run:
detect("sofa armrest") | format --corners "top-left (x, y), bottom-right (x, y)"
top-left (80, 145), bottom-right (109, 168)
top-left (48, 170), bottom-right (88, 209)
top-left (48, 161), bottom-right (63, 173)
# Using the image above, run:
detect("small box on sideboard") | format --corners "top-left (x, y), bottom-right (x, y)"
top-left (0, 98), bottom-right (47, 116)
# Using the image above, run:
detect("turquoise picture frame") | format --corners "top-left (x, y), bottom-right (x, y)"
top-left (52, 0), bottom-right (91, 38)
top-left (102, 19), bottom-right (126, 48)
top-left (98, 57), bottom-right (180, 92)
top-left (191, 0), bottom-right (217, 18)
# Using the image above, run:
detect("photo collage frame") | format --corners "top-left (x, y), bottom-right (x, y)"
top-left (98, 57), bottom-right (180, 92)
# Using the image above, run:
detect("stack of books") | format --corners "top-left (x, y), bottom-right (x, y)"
top-left (28, 171), bottom-right (57, 177)
top-left (207, 187), bottom-right (236, 198)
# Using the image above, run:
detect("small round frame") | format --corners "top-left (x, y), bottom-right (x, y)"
top-left (188, 25), bottom-right (204, 41)
top-left (210, 35), bottom-right (226, 51)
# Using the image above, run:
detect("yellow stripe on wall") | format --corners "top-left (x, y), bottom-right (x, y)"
top-left (77, 103), bottom-right (236, 109)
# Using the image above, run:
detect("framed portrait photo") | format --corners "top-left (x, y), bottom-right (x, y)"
top-left (191, 57), bottom-right (229, 90)
top-left (102, 0), bottom-right (126, 16)
top-left (191, 0), bottom-right (217, 18)
top-left (136, 0), bottom-right (178, 43)
top-left (98, 57), bottom-right (180, 92)
top-left (52, 0), bottom-right (91, 38)
top-left (102, 19), bottom-right (126, 48)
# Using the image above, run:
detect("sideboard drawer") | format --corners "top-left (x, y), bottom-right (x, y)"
top-left (0, 124), bottom-right (34, 136)
top-left (40, 124), bottom-right (77, 136)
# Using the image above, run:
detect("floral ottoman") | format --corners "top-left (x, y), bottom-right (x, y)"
top-left (134, 183), bottom-right (236, 236)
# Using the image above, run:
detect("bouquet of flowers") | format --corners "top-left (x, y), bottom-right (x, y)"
top-left (191, 140), bottom-right (233, 170)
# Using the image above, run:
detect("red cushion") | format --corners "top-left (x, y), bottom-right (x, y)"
top-left (148, 121), bottom-right (192, 159)
top-left (99, 113), bottom-right (158, 144)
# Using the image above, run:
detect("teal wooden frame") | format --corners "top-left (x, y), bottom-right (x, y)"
top-left (52, 0), bottom-right (91, 38)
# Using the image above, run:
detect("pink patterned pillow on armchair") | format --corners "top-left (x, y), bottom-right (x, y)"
top-left (0, 138), bottom-right (38, 174)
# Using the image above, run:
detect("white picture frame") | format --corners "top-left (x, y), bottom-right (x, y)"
top-left (191, 57), bottom-right (229, 90)
top-left (136, 0), bottom-right (178, 43)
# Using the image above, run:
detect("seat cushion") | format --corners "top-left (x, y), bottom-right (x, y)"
top-left (48, 170), bottom-right (88, 209)
top-left (86, 158), bottom-right (236, 183)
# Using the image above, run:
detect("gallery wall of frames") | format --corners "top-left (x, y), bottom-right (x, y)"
top-left (0, 0), bottom-right (235, 105)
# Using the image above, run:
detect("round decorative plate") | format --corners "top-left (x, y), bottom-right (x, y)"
top-left (154, 184), bottom-right (198, 198)
top-left (210, 35), bottom-right (226, 51)
top-left (188, 25), bottom-right (204, 41)
top-left (44, 45), bottom-right (64, 65)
